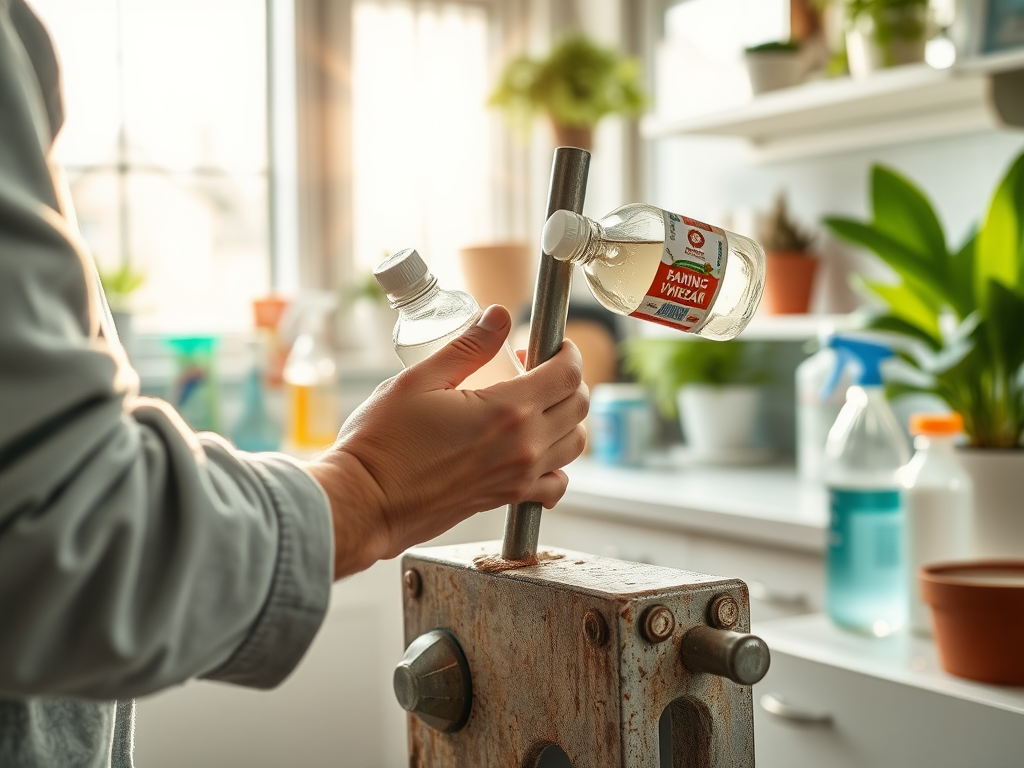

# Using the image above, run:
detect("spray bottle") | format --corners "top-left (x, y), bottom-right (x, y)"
top-left (796, 331), bottom-right (852, 483)
top-left (823, 336), bottom-right (910, 636)
top-left (283, 293), bottom-right (339, 452)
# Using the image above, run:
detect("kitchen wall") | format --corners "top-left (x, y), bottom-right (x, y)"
top-left (649, 129), bottom-right (1024, 315)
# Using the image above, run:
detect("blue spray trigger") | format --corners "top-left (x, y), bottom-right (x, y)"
top-left (824, 336), bottom-right (893, 395)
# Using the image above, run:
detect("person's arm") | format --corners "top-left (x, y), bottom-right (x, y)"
top-left (0, 2), bottom-right (332, 700)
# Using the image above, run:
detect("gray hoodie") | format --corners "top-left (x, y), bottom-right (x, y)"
top-left (0, 1), bottom-right (334, 765)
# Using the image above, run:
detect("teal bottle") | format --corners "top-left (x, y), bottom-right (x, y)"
top-left (231, 343), bottom-right (281, 452)
top-left (823, 337), bottom-right (910, 636)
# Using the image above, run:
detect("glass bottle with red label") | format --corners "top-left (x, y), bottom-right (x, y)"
top-left (541, 205), bottom-right (766, 340)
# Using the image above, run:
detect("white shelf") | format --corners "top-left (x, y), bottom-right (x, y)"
top-left (641, 51), bottom-right (1024, 161)
top-left (637, 313), bottom-right (857, 342)
top-left (756, 614), bottom-right (1024, 715)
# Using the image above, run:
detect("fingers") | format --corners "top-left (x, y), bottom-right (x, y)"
top-left (532, 469), bottom-right (570, 509)
top-left (412, 305), bottom-right (512, 390)
top-left (500, 339), bottom-right (583, 409)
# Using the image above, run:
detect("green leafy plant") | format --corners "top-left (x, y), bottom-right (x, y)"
top-left (745, 40), bottom-right (801, 54)
top-left (847, 0), bottom-right (929, 47)
top-left (621, 338), bottom-right (768, 418)
top-left (97, 263), bottom-right (145, 312)
top-left (824, 152), bottom-right (1024, 448)
top-left (488, 35), bottom-right (647, 134)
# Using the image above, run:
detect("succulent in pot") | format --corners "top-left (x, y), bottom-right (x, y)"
top-left (759, 194), bottom-right (818, 314)
top-left (743, 40), bottom-right (805, 94)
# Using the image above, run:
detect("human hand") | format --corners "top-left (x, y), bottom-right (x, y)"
top-left (306, 305), bottom-right (589, 579)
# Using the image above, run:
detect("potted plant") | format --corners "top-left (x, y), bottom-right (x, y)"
top-left (744, 40), bottom-right (805, 94)
top-left (824, 151), bottom-right (1024, 557)
top-left (97, 262), bottom-right (145, 348)
top-left (845, 0), bottom-right (930, 79)
top-left (758, 194), bottom-right (819, 314)
top-left (621, 337), bottom-right (769, 462)
top-left (488, 34), bottom-right (647, 152)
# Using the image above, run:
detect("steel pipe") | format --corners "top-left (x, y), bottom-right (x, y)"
top-left (501, 146), bottom-right (591, 561)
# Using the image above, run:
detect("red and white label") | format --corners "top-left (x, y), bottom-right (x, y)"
top-left (629, 211), bottom-right (728, 333)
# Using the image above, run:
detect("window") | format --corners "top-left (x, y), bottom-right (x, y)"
top-left (350, 0), bottom-right (498, 291)
top-left (33, 0), bottom-right (271, 332)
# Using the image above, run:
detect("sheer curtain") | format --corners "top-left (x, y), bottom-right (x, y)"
top-left (351, 0), bottom-right (495, 290)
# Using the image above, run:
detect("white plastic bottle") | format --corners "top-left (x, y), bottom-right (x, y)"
top-left (541, 205), bottom-right (765, 340)
top-left (373, 248), bottom-right (524, 388)
top-left (900, 413), bottom-right (973, 636)
top-left (824, 337), bottom-right (910, 636)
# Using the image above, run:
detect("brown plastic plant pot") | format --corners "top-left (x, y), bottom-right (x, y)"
top-left (919, 561), bottom-right (1024, 686)
top-left (763, 250), bottom-right (818, 314)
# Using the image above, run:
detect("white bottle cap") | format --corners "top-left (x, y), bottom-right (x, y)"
top-left (542, 210), bottom-right (587, 262)
top-left (374, 248), bottom-right (434, 301)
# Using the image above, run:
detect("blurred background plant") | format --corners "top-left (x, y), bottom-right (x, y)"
top-left (98, 262), bottom-right (146, 313)
top-left (621, 338), bottom-right (768, 418)
top-left (824, 152), bottom-right (1024, 448)
top-left (488, 34), bottom-right (647, 150)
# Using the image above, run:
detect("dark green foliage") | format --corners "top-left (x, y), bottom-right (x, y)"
top-left (824, 153), bottom-right (1024, 448)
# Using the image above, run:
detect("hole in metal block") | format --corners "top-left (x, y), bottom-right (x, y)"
top-left (533, 743), bottom-right (575, 768)
top-left (659, 696), bottom-right (713, 768)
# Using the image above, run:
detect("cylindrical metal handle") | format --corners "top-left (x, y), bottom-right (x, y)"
top-left (501, 146), bottom-right (591, 561)
top-left (680, 625), bottom-right (771, 686)
top-left (759, 693), bottom-right (833, 726)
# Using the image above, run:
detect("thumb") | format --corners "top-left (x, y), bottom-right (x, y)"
top-left (414, 304), bottom-right (512, 389)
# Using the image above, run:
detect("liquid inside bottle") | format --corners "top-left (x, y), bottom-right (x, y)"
top-left (542, 204), bottom-right (765, 340)
top-left (374, 248), bottom-right (524, 389)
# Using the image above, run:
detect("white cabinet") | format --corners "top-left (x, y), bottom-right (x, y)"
top-left (753, 615), bottom-right (1024, 768)
top-left (134, 511), bottom-right (505, 768)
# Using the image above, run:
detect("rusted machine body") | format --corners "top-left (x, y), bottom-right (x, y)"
top-left (396, 543), bottom-right (765, 767)
top-left (394, 147), bottom-right (767, 767)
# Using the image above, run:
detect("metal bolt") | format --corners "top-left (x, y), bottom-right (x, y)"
top-left (404, 569), bottom-right (422, 599)
top-left (583, 610), bottom-right (608, 646)
top-left (394, 629), bottom-right (472, 732)
top-left (641, 604), bottom-right (675, 643)
top-left (709, 594), bottom-right (740, 630)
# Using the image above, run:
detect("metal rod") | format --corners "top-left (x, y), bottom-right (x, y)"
top-left (501, 146), bottom-right (591, 561)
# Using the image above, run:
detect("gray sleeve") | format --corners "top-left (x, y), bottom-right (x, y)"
top-left (0, 1), bottom-right (334, 700)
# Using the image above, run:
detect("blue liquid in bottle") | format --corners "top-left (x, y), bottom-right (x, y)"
top-left (827, 488), bottom-right (906, 635)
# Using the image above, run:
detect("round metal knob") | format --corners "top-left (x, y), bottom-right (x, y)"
top-left (394, 629), bottom-right (472, 732)
top-left (680, 625), bottom-right (771, 686)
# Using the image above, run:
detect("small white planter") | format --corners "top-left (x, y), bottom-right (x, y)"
top-left (744, 51), bottom-right (805, 94)
top-left (955, 449), bottom-right (1024, 559)
top-left (677, 385), bottom-right (762, 460)
top-left (846, 6), bottom-right (928, 79)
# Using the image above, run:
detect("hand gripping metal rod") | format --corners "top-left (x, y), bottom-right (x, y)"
top-left (501, 147), bottom-right (591, 561)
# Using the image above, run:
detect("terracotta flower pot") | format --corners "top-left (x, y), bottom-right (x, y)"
top-left (763, 251), bottom-right (818, 314)
top-left (919, 561), bottom-right (1024, 685)
top-left (458, 242), bottom-right (536, 318)
top-left (552, 122), bottom-right (593, 151)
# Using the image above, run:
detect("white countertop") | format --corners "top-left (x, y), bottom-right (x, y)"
top-left (561, 456), bottom-right (828, 553)
top-left (755, 614), bottom-right (1024, 716)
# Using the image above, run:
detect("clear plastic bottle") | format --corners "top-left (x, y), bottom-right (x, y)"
top-left (824, 337), bottom-right (910, 636)
top-left (373, 248), bottom-right (524, 388)
top-left (900, 413), bottom-right (972, 636)
top-left (541, 205), bottom-right (765, 340)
